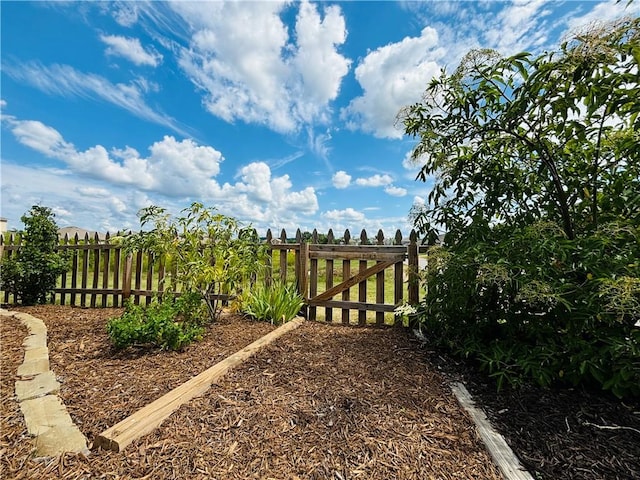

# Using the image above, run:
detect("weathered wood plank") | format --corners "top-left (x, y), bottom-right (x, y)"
top-left (310, 251), bottom-right (405, 261)
top-left (358, 259), bottom-right (367, 326)
top-left (134, 250), bottom-right (143, 305)
top-left (310, 245), bottom-right (406, 254)
top-left (450, 382), bottom-right (534, 480)
top-left (309, 255), bottom-right (318, 321)
top-left (94, 317), bottom-right (306, 453)
top-left (101, 234), bottom-right (110, 307)
top-left (91, 237), bottom-right (100, 308)
top-left (311, 259), bottom-right (396, 303)
top-left (408, 230), bottom-right (420, 305)
top-left (80, 234), bottom-right (89, 307)
top-left (342, 258), bottom-right (351, 325)
top-left (325, 257), bottom-right (334, 323)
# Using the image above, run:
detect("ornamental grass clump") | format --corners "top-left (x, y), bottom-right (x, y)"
top-left (243, 282), bottom-right (303, 325)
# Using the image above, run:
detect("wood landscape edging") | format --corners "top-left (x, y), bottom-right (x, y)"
top-left (450, 382), bottom-right (534, 480)
top-left (94, 317), bottom-right (306, 452)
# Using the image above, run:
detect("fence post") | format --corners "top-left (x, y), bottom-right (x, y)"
top-left (298, 240), bottom-right (309, 319)
top-left (408, 230), bottom-right (419, 305)
top-left (394, 230), bottom-right (404, 316)
top-left (122, 254), bottom-right (133, 302)
top-left (265, 229), bottom-right (273, 288)
top-left (341, 229), bottom-right (351, 325)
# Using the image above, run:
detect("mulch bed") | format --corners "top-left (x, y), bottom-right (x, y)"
top-left (423, 346), bottom-right (640, 480)
top-left (1, 305), bottom-right (501, 480)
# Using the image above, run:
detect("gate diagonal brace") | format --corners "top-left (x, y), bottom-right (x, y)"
top-left (310, 258), bottom-right (401, 303)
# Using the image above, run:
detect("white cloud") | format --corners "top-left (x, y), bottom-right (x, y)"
top-left (112, 2), bottom-right (139, 27)
top-left (332, 170), bottom-right (351, 189)
top-left (348, 0), bottom-right (627, 141)
top-left (100, 34), bottom-right (162, 67)
top-left (7, 118), bottom-right (221, 195)
top-left (291, 1), bottom-right (351, 123)
top-left (0, 163), bottom-right (141, 233)
top-left (565, 1), bottom-right (640, 34)
top-left (322, 207), bottom-right (365, 223)
top-left (171, 0), bottom-right (350, 134)
top-left (402, 150), bottom-right (422, 172)
top-left (484, 0), bottom-right (551, 53)
top-left (2, 62), bottom-right (187, 136)
top-left (3, 115), bottom-right (318, 229)
top-left (355, 174), bottom-right (393, 187)
top-left (385, 185), bottom-right (407, 197)
top-left (341, 27), bottom-right (444, 139)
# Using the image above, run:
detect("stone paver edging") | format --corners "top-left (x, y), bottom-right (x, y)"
top-left (1, 309), bottom-right (88, 457)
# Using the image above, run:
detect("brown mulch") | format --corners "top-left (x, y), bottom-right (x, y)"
top-left (424, 347), bottom-right (640, 480)
top-left (1, 306), bottom-right (502, 480)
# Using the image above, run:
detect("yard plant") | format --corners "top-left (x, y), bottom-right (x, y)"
top-left (0, 205), bottom-right (69, 305)
top-left (242, 281), bottom-right (304, 324)
top-left (120, 202), bottom-right (266, 322)
top-left (107, 293), bottom-right (206, 351)
top-left (402, 17), bottom-right (640, 397)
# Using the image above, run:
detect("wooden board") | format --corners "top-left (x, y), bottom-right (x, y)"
top-left (94, 317), bottom-right (306, 452)
top-left (450, 382), bottom-right (534, 480)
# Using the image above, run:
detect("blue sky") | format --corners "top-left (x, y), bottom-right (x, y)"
top-left (2, 1), bottom-right (638, 236)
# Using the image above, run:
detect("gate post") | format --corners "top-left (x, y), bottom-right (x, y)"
top-left (297, 240), bottom-right (309, 319)
top-left (408, 230), bottom-right (419, 305)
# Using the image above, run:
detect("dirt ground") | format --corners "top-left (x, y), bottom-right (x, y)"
top-left (1, 305), bottom-right (502, 480)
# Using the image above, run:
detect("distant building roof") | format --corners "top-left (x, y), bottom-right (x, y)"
top-left (58, 226), bottom-right (106, 240)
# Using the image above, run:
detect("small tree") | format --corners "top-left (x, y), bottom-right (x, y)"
top-left (400, 17), bottom-right (640, 397)
top-left (121, 202), bottom-right (266, 321)
top-left (0, 206), bottom-right (69, 305)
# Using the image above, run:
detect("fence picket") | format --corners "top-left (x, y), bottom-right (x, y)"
top-left (342, 229), bottom-right (351, 325)
top-left (358, 229), bottom-right (368, 326)
top-left (375, 229), bottom-right (385, 326)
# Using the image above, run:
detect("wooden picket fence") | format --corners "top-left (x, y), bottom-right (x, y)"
top-left (0, 228), bottom-right (423, 325)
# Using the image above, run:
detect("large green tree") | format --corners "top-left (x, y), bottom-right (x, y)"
top-left (401, 17), bottom-right (640, 397)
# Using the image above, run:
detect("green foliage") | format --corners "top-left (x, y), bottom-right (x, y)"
top-left (119, 202), bottom-right (266, 321)
top-left (403, 18), bottom-right (640, 398)
top-left (242, 282), bottom-right (303, 325)
top-left (403, 17), bottom-right (639, 243)
top-left (107, 293), bottom-right (206, 351)
top-left (418, 221), bottom-right (640, 397)
top-left (0, 206), bottom-right (69, 305)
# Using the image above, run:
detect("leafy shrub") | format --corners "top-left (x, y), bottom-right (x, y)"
top-left (242, 282), bottom-right (303, 325)
top-left (402, 19), bottom-right (640, 398)
top-left (418, 220), bottom-right (640, 397)
top-left (107, 293), bottom-right (207, 351)
top-left (0, 206), bottom-right (69, 305)
top-left (120, 203), bottom-right (266, 321)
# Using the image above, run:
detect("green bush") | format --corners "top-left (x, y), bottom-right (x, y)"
top-left (242, 282), bottom-right (303, 325)
top-left (418, 220), bottom-right (640, 397)
top-left (107, 293), bottom-right (207, 351)
top-left (0, 206), bottom-right (69, 305)
top-left (402, 18), bottom-right (640, 398)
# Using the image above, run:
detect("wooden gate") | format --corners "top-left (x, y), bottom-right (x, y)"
top-left (264, 228), bottom-right (420, 326)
